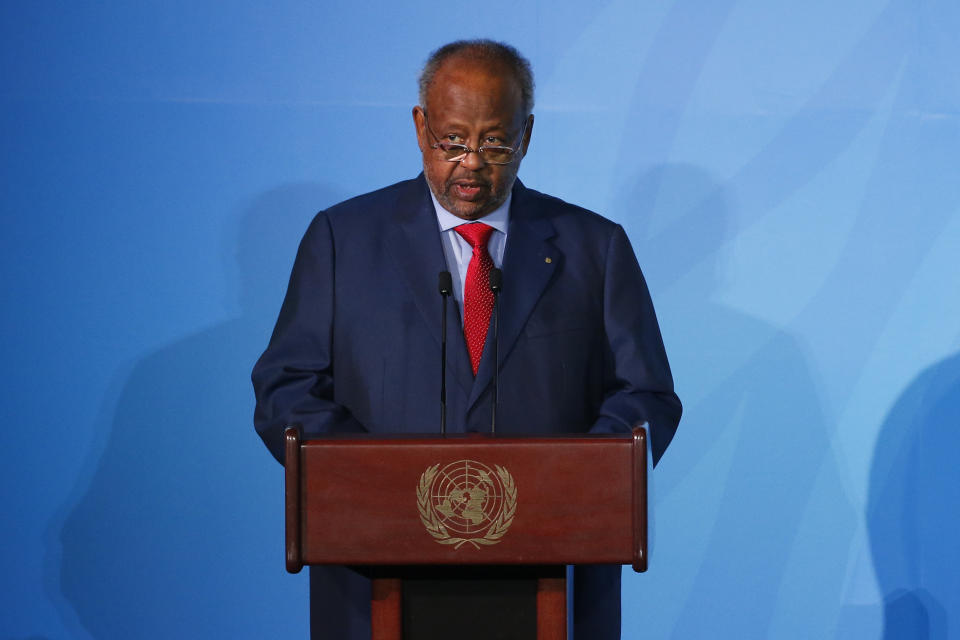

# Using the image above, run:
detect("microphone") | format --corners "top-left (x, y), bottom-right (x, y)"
top-left (489, 268), bottom-right (503, 435)
top-left (438, 271), bottom-right (453, 435)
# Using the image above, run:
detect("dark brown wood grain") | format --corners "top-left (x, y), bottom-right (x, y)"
top-left (284, 427), bottom-right (301, 573)
top-left (536, 575), bottom-right (567, 640)
top-left (291, 431), bottom-right (644, 567)
top-left (370, 578), bottom-right (402, 640)
top-left (632, 426), bottom-right (648, 572)
top-left (284, 426), bottom-right (649, 638)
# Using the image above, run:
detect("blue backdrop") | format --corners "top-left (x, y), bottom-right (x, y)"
top-left (3, 1), bottom-right (958, 638)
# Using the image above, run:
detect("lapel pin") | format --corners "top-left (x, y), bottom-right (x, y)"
top-left (545, 257), bottom-right (553, 264)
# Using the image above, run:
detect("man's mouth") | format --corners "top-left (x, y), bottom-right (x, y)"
top-left (451, 181), bottom-right (486, 200)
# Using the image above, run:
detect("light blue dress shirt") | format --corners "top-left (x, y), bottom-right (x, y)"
top-left (430, 191), bottom-right (511, 314)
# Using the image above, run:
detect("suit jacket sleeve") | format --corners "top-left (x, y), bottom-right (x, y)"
top-left (252, 212), bottom-right (366, 464)
top-left (590, 224), bottom-right (681, 465)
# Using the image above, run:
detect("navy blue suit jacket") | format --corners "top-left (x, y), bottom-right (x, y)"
top-left (252, 175), bottom-right (681, 639)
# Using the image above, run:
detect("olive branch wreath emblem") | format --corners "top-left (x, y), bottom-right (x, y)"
top-left (417, 462), bottom-right (517, 549)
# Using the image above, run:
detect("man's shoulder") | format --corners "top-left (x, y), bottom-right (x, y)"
top-left (514, 182), bottom-right (621, 233)
top-left (320, 176), bottom-right (426, 224)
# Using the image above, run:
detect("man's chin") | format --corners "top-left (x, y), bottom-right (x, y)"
top-left (438, 195), bottom-right (496, 221)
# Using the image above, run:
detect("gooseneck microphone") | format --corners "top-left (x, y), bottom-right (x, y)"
top-left (438, 271), bottom-right (453, 435)
top-left (489, 267), bottom-right (503, 435)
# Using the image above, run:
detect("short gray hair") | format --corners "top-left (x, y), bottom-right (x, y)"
top-left (418, 39), bottom-right (535, 116)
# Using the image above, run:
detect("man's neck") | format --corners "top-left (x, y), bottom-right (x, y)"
top-left (430, 192), bottom-right (511, 233)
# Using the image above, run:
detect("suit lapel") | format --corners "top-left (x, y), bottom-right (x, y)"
top-left (386, 176), bottom-right (475, 399)
top-left (469, 182), bottom-right (558, 410)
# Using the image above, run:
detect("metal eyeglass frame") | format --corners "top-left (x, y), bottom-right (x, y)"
top-left (424, 113), bottom-right (528, 165)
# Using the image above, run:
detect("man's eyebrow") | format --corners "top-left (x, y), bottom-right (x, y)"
top-left (435, 121), bottom-right (511, 135)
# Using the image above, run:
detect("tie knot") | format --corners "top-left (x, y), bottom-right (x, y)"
top-left (455, 222), bottom-right (495, 250)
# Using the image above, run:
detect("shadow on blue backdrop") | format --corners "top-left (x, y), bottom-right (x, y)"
top-left (869, 352), bottom-right (960, 639)
top-left (601, 10), bottom-right (861, 632)
top-left (48, 183), bottom-right (340, 639)
top-left (606, 5), bottom-right (935, 633)
top-left (617, 164), bottom-right (856, 638)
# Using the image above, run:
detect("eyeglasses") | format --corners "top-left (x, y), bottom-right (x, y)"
top-left (424, 114), bottom-right (528, 165)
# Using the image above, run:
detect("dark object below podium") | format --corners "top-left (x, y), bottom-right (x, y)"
top-left (285, 427), bottom-right (647, 640)
top-left (390, 565), bottom-right (551, 640)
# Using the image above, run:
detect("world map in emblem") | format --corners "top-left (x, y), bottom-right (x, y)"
top-left (417, 460), bottom-right (517, 549)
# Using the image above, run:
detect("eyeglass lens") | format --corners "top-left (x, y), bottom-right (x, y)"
top-left (439, 144), bottom-right (514, 164)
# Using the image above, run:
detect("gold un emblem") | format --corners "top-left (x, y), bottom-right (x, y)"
top-left (417, 460), bottom-right (517, 549)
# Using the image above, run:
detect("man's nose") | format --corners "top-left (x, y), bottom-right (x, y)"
top-left (459, 148), bottom-right (486, 170)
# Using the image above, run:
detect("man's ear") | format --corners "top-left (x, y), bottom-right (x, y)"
top-left (412, 106), bottom-right (428, 152)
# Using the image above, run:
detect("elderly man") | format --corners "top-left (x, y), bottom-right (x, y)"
top-left (253, 39), bottom-right (681, 639)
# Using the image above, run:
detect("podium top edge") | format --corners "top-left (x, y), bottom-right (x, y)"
top-left (293, 431), bottom-right (640, 444)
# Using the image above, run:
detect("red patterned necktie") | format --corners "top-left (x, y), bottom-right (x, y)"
top-left (455, 223), bottom-right (496, 376)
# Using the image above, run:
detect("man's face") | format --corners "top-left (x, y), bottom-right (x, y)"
top-left (413, 58), bottom-right (533, 220)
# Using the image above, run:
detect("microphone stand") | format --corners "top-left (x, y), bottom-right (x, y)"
top-left (489, 268), bottom-right (503, 435)
top-left (438, 271), bottom-right (453, 435)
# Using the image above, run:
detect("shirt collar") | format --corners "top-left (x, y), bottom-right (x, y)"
top-left (431, 190), bottom-right (511, 234)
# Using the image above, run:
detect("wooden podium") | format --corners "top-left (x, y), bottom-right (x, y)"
top-left (284, 426), bottom-right (648, 640)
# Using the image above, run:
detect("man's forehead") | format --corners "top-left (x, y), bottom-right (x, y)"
top-left (436, 52), bottom-right (510, 77)
top-left (426, 59), bottom-right (522, 116)
top-left (430, 56), bottom-right (518, 92)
